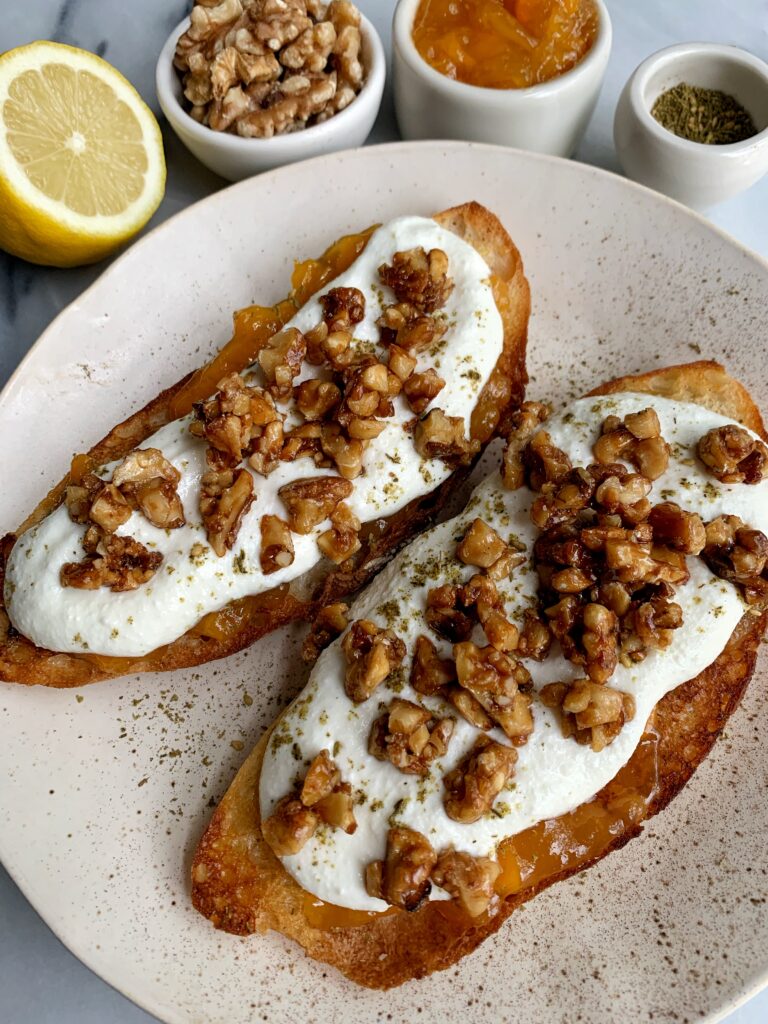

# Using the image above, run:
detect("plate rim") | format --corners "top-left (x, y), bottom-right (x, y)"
top-left (2, 139), bottom-right (768, 1024)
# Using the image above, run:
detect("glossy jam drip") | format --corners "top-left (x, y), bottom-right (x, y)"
top-left (412, 0), bottom-right (598, 90)
top-left (168, 226), bottom-right (375, 418)
top-left (301, 730), bottom-right (659, 931)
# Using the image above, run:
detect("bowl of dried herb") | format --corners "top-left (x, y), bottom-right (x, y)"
top-left (613, 42), bottom-right (768, 210)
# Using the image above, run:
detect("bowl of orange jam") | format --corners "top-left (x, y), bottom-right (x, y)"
top-left (393, 0), bottom-right (612, 156)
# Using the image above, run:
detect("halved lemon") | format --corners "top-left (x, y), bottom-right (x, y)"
top-left (0, 41), bottom-right (166, 267)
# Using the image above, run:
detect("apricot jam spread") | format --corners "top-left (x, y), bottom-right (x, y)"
top-left (412, 0), bottom-right (598, 90)
top-left (302, 729), bottom-right (659, 930)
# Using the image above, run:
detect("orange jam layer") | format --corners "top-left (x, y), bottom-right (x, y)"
top-left (302, 730), bottom-right (659, 931)
top-left (413, 0), bottom-right (598, 90)
top-left (168, 226), bottom-right (375, 418)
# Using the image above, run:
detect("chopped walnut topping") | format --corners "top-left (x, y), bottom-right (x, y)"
top-left (317, 501), bottom-right (361, 563)
top-left (409, 633), bottom-right (457, 695)
top-left (175, 0), bottom-right (365, 137)
top-left (425, 584), bottom-right (475, 643)
top-left (443, 736), bottom-right (517, 824)
top-left (341, 619), bottom-right (406, 702)
top-left (517, 609), bottom-right (552, 661)
top-left (319, 286), bottom-right (365, 332)
top-left (593, 408), bottom-right (670, 480)
top-left (647, 501), bottom-right (705, 554)
top-left (620, 583), bottom-right (683, 661)
top-left (501, 401), bottom-right (550, 490)
top-left (294, 378), bottom-right (341, 421)
top-left (379, 247), bottom-right (453, 313)
top-left (278, 475), bottom-right (352, 533)
top-left (697, 425), bottom-right (768, 484)
top-left (302, 601), bottom-right (349, 661)
top-left (444, 687), bottom-right (494, 731)
top-left (377, 301), bottom-right (446, 353)
top-left (369, 698), bottom-right (454, 775)
top-left (263, 748), bottom-right (356, 858)
top-left (432, 850), bottom-right (501, 918)
top-left (88, 483), bottom-right (131, 533)
top-left (387, 343), bottom-right (417, 383)
top-left (280, 422), bottom-right (322, 463)
top-left (523, 430), bottom-right (572, 492)
top-left (261, 795), bottom-right (319, 857)
top-left (456, 518), bottom-right (510, 572)
top-left (530, 466), bottom-right (595, 530)
top-left (453, 642), bottom-right (533, 743)
top-left (259, 514), bottom-right (295, 574)
top-left (414, 408), bottom-right (480, 467)
top-left (702, 515), bottom-right (768, 606)
top-left (61, 534), bottom-right (163, 592)
top-left (64, 472), bottom-right (103, 524)
top-left (200, 467), bottom-right (255, 557)
top-left (402, 368), bottom-right (446, 414)
top-left (365, 826), bottom-right (436, 911)
top-left (319, 425), bottom-right (364, 480)
top-left (258, 327), bottom-right (307, 401)
top-left (113, 448), bottom-right (186, 530)
top-left (540, 678), bottom-right (636, 753)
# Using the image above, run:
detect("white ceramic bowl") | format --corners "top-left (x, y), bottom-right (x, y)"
top-left (391, 0), bottom-right (611, 157)
top-left (156, 15), bottom-right (385, 182)
top-left (614, 43), bottom-right (768, 211)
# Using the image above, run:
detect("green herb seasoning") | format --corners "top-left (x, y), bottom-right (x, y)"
top-left (651, 82), bottom-right (757, 145)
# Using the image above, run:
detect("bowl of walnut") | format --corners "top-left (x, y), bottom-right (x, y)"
top-left (156, 0), bottom-right (386, 182)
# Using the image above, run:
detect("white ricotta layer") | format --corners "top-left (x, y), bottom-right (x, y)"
top-left (259, 393), bottom-right (768, 911)
top-left (5, 216), bottom-right (502, 656)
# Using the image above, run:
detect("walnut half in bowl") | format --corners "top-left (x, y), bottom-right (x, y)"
top-left (156, 1), bottom-right (385, 181)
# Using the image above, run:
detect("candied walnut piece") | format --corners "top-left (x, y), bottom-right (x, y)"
top-left (259, 514), bottom-right (295, 574)
top-left (593, 408), bottom-right (670, 481)
top-left (648, 501), bottom-right (705, 554)
top-left (697, 425), bottom-right (768, 485)
top-left (64, 471), bottom-right (103, 524)
top-left (581, 602), bottom-right (618, 684)
top-left (278, 475), bottom-right (352, 534)
top-left (88, 484), bottom-right (131, 533)
top-left (377, 301), bottom-right (446, 353)
top-left (402, 368), bottom-right (446, 415)
top-left (453, 642), bottom-right (533, 742)
top-left (61, 534), bottom-right (163, 593)
top-left (280, 422), bottom-right (321, 463)
top-left (320, 425), bottom-right (364, 480)
top-left (540, 679), bottom-right (636, 753)
top-left (113, 448), bottom-right (187, 530)
top-left (414, 408), bottom-right (480, 467)
top-left (341, 619), bottom-right (406, 702)
top-left (443, 736), bottom-right (517, 824)
top-left (425, 584), bottom-right (474, 643)
top-left (387, 343), bottom-right (417, 383)
top-left (456, 518), bottom-right (510, 571)
top-left (365, 827), bottom-right (436, 912)
top-left (501, 401), bottom-right (550, 491)
top-left (523, 430), bottom-right (572, 492)
top-left (369, 698), bottom-right (454, 775)
top-left (621, 585), bottom-right (683, 661)
top-left (432, 850), bottom-right (501, 918)
top-left (192, 372), bottom-right (282, 472)
top-left (319, 286), bottom-right (365, 331)
top-left (530, 466), bottom-right (595, 530)
top-left (702, 515), bottom-right (768, 606)
top-left (379, 247), bottom-right (453, 313)
top-left (317, 501), bottom-right (361, 564)
top-left (300, 749), bottom-right (340, 806)
top-left (262, 795), bottom-right (319, 857)
top-left (258, 327), bottom-right (306, 400)
top-left (517, 609), bottom-right (552, 661)
top-left (302, 601), bottom-right (349, 662)
top-left (410, 634), bottom-right (457, 695)
top-left (294, 379), bottom-right (341, 421)
top-left (200, 467), bottom-right (255, 557)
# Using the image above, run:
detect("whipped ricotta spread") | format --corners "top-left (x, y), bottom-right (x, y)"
top-left (4, 216), bottom-right (503, 656)
top-left (259, 393), bottom-right (768, 912)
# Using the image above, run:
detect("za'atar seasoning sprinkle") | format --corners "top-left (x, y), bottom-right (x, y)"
top-left (651, 82), bottom-right (757, 145)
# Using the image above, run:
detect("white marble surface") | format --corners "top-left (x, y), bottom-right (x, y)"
top-left (0, 1), bottom-right (767, 1022)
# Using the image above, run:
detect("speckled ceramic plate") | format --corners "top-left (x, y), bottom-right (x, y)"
top-left (1, 142), bottom-right (767, 1024)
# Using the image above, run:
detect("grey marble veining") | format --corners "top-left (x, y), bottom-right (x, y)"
top-left (0, 2), bottom-right (767, 1023)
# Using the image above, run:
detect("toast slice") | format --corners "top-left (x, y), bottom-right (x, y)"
top-left (0, 202), bottom-right (529, 687)
top-left (191, 360), bottom-right (768, 988)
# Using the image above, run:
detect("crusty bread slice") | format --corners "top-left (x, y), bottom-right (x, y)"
top-left (0, 202), bottom-right (529, 687)
top-left (190, 361), bottom-right (768, 989)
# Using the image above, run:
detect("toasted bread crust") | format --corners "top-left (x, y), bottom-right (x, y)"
top-left (191, 361), bottom-right (768, 988)
top-left (0, 202), bottom-right (529, 688)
